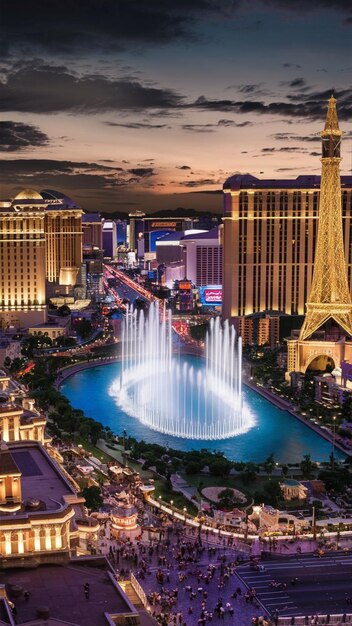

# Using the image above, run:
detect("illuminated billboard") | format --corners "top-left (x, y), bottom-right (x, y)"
top-left (199, 285), bottom-right (222, 306)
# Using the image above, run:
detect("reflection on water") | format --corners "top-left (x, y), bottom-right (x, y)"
top-left (61, 360), bottom-right (345, 463)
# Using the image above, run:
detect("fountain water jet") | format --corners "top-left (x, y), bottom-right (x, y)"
top-left (109, 303), bottom-right (254, 440)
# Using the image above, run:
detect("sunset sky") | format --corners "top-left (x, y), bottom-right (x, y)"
top-left (1, 1), bottom-right (352, 213)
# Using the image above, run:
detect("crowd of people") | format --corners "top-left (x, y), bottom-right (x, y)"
top-left (99, 514), bottom-right (270, 626)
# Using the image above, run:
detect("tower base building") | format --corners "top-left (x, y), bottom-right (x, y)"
top-left (286, 335), bottom-right (352, 381)
top-left (286, 97), bottom-right (352, 383)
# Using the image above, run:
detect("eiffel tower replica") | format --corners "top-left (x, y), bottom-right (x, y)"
top-left (287, 96), bottom-right (352, 381)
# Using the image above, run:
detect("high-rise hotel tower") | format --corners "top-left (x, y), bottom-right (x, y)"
top-left (0, 190), bottom-right (47, 328)
top-left (0, 189), bottom-right (82, 328)
top-left (222, 174), bottom-right (352, 322)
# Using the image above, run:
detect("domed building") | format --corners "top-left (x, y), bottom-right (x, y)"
top-left (110, 502), bottom-right (140, 540)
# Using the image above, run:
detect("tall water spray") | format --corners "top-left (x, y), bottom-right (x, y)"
top-left (109, 303), bottom-right (253, 440)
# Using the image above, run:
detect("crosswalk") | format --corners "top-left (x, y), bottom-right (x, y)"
top-left (236, 552), bottom-right (352, 617)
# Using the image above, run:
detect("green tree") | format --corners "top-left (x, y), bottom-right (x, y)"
top-left (58, 304), bottom-right (71, 316)
top-left (80, 486), bottom-right (103, 511)
top-left (209, 457), bottom-right (231, 477)
top-left (185, 460), bottom-right (203, 475)
top-left (263, 453), bottom-right (275, 478)
top-left (241, 463), bottom-right (257, 485)
top-left (76, 319), bottom-right (93, 339)
top-left (300, 454), bottom-right (317, 479)
top-left (218, 488), bottom-right (239, 510)
top-left (263, 480), bottom-right (282, 506)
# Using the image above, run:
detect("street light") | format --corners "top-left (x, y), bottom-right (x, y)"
top-left (332, 415), bottom-right (337, 467)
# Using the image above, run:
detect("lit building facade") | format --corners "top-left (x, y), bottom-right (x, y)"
top-left (222, 174), bottom-right (352, 321)
top-left (45, 210), bottom-right (83, 292)
top-left (82, 212), bottom-right (103, 250)
top-left (234, 312), bottom-right (280, 348)
top-left (0, 191), bottom-right (47, 329)
top-left (181, 227), bottom-right (222, 287)
top-left (0, 189), bottom-right (83, 327)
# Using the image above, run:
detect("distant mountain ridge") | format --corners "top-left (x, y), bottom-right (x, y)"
top-left (96, 207), bottom-right (221, 220)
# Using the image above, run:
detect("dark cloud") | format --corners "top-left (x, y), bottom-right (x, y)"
top-left (190, 89), bottom-right (352, 121)
top-left (0, 1), bottom-right (241, 57)
top-left (282, 77), bottom-right (306, 88)
top-left (275, 167), bottom-right (300, 171)
top-left (2, 62), bottom-right (351, 126)
top-left (1, 0), bottom-right (351, 64)
top-left (127, 168), bottom-right (154, 177)
top-left (237, 84), bottom-right (261, 94)
top-left (0, 62), bottom-right (183, 113)
top-left (283, 63), bottom-right (302, 69)
top-left (181, 178), bottom-right (218, 188)
top-left (104, 122), bottom-right (168, 129)
top-left (182, 119), bottom-right (251, 132)
top-left (262, 146), bottom-right (308, 153)
top-left (270, 132), bottom-right (320, 142)
top-left (177, 165), bottom-right (191, 170)
top-left (310, 151), bottom-right (321, 156)
top-left (0, 121), bottom-right (49, 151)
top-left (267, 0), bottom-right (352, 13)
top-left (226, 83), bottom-right (270, 97)
top-left (0, 159), bottom-right (156, 194)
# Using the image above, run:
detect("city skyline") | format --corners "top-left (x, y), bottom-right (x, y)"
top-left (1, 1), bottom-right (352, 212)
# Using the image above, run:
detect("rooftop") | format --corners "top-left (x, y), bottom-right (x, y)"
top-left (282, 479), bottom-right (301, 486)
top-left (0, 560), bottom-right (135, 626)
top-left (0, 444), bottom-right (21, 476)
top-left (223, 173), bottom-right (352, 191)
top-left (181, 226), bottom-right (219, 241)
top-left (2, 443), bottom-right (76, 516)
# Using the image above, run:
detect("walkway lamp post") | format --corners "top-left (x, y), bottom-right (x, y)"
top-left (332, 415), bottom-right (337, 467)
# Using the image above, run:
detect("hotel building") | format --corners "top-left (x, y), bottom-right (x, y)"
top-left (222, 174), bottom-right (352, 321)
top-left (181, 227), bottom-right (223, 287)
top-left (41, 189), bottom-right (83, 294)
top-left (0, 189), bottom-right (83, 328)
top-left (0, 191), bottom-right (47, 329)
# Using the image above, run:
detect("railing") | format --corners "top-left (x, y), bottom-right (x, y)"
top-left (278, 615), bottom-right (352, 626)
top-left (130, 572), bottom-right (148, 609)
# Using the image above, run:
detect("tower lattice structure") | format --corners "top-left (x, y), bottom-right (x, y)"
top-left (299, 96), bottom-right (352, 341)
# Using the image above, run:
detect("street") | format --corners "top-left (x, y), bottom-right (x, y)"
top-left (237, 551), bottom-right (352, 617)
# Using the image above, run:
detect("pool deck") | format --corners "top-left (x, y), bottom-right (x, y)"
top-left (57, 355), bottom-right (351, 457)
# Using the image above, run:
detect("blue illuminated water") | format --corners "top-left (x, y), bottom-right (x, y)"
top-left (61, 359), bottom-right (345, 463)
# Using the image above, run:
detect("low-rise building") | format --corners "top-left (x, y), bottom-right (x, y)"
top-left (0, 439), bottom-right (99, 567)
top-left (280, 479), bottom-right (308, 501)
top-left (250, 504), bottom-right (308, 534)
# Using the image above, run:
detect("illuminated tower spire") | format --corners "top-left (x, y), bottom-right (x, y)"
top-left (299, 96), bottom-right (352, 340)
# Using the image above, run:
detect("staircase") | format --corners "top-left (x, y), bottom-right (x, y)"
top-left (123, 581), bottom-right (144, 609)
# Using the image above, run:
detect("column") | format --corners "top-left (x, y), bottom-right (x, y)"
top-left (17, 530), bottom-right (24, 554)
top-left (4, 531), bottom-right (11, 555)
top-left (55, 526), bottom-right (62, 549)
top-left (2, 417), bottom-right (9, 441)
top-left (45, 526), bottom-right (52, 551)
top-left (33, 527), bottom-right (41, 551)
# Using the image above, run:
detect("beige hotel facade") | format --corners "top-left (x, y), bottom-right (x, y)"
top-left (222, 174), bottom-right (352, 322)
top-left (0, 189), bottom-right (82, 329)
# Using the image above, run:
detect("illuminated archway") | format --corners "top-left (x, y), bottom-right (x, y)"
top-left (306, 354), bottom-right (335, 373)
